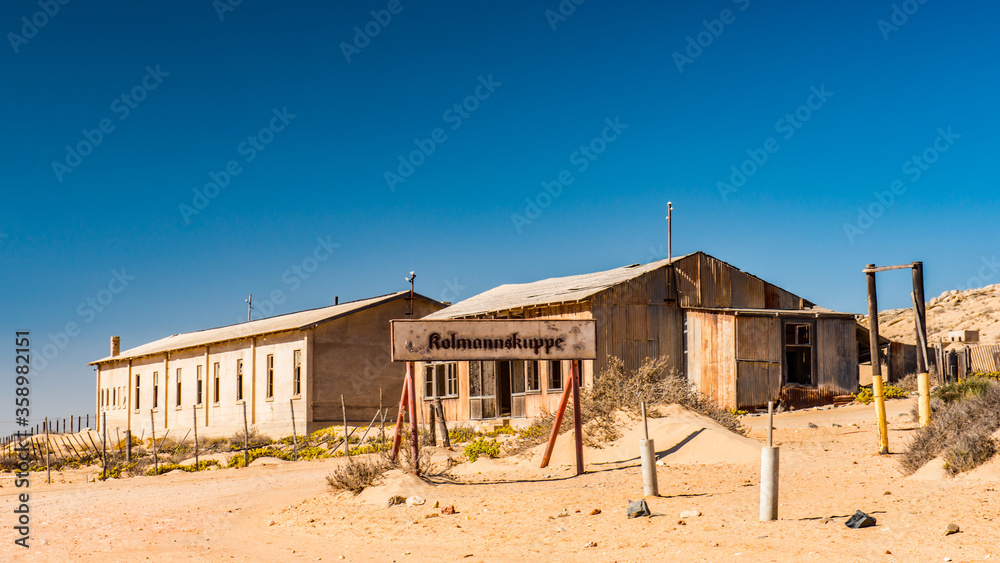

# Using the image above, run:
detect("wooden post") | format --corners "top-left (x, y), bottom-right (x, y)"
top-left (428, 405), bottom-right (437, 446)
top-left (390, 379), bottom-right (408, 463)
top-left (866, 264), bottom-right (890, 454)
top-left (434, 398), bottom-right (451, 448)
top-left (912, 262), bottom-right (928, 373)
top-left (290, 399), bottom-right (298, 461)
top-left (912, 291), bottom-right (932, 427)
top-left (44, 418), bottom-right (51, 484)
top-left (407, 361), bottom-right (420, 475)
top-left (571, 361), bottom-right (584, 475)
top-left (150, 410), bottom-right (158, 475)
top-left (242, 402), bottom-right (250, 468)
top-left (192, 406), bottom-right (199, 468)
top-left (126, 427), bottom-right (132, 464)
top-left (379, 388), bottom-right (385, 448)
top-left (101, 412), bottom-right (108, 480)
top-left (341, 394), bottom-right (349, 458)
top-left (540, 364), bottom-right (574, 468)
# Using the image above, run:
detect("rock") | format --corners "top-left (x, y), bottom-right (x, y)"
top-left (680, 510), bottom-right (701, 518)
top-left (626, 499), bottom-right (651, 519)
top-left (424, 513), bottom-right (439, 519)
top-left (433, 500), bottom-right (440, 509)
top-left (807, 423), bottom-right (819, 429)
top-left (387, 495), bottom-right (407, 507)
top-left (831, 423), bottom-right (842, 428)
top-left (441, 505), bottom-right (456, 515)
top-left (556, 509), bottom-right (570, 518)
top-left (677, 520), bottom-right (686, 526)
top-left (406, 496), bottom-right (426, 507)
top-left (584, 541), bottom-right (597, 548)
top-left (845, 510), bottom-right (876, 529)
top-left (590, 509), bottom-right (601, 516)
top-left (945, 523), bottom-right (960, 536)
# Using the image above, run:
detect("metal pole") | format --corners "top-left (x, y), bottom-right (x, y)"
top-left (540, 364), bottom-right (574, 468)
top-left (866, 264), bottom-right (890, 454)
top-left (640, 402), bottom-right (658, 497)
top-left (571, 361), bottom-right (584, 476)
top-left (407, 361), bottom-right (420, 475)
top-left (759, 400), bottom-right (779, 521)
top-left (379, 388), bottom-right (385, 448)
top-left (667, 202), bottom-right (673, 262)
top-left (390, 379), bottom-right (408, 463)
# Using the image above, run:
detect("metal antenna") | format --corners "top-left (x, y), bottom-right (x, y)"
top-left (405, 272), bottom-right (416, 316)
top-left (666, 202), bottom-right (673, 262)
top-left (245, 293), bottom-right (254, 322)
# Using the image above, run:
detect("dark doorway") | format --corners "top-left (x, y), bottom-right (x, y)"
top-left (497, 361), bottom-right (512, 417)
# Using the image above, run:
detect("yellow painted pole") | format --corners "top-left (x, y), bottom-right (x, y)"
top-left (866, 264), bottom-right (890, 454)
top-left (918, 372), bottom-right (931, 427)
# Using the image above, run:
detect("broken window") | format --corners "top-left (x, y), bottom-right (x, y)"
top-left (784, 322), bottom-right (814, 385)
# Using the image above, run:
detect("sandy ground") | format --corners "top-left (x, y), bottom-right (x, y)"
top-left (3, 397), bottom-right (999, 562)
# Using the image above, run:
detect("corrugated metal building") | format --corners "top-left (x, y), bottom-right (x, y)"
top-left (422, 252), bottom-right (860, 421)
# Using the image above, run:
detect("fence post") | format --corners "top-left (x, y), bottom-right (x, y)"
top-left (341, 395), bottom-right (349, 458)
top-left (290, 399), bottom-right (298, 461)
top-left (101, 412), bottom-right (108, 480)
top-left (150, 409), bottom-right (158, 475)
top-left (434, 398), bottom-right (450, 448)
top-left (44, 418), bottom-right (51, 484)
top-left (193, 406), bottom-right (199, 468)
top-left (242, 401), bottom-right (250, 468)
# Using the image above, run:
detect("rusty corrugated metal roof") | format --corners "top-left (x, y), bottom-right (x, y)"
top-left (425, 254), bottom-right (691, 319)
top-left (91, 291), bottom-right (425, 364)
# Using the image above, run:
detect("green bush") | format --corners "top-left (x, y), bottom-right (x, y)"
top-left (854, 384), bottom-right (907, 404)
top-left (146, 459), bottom-right (221, 476)
top-left (227, 447), bottom-right (293, 468)
top-left (486, 425), bottom-right (515, 437)
top-left (448, 426), bottom-right (478, 444)
top-left (463, 438), bottom-right (501, 462)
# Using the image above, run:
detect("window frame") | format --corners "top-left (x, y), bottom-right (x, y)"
top-left (176, 367), bottom-right (182, 408)
top-left (236, 359), bottom-right (244, 402)
top-left (266, 354), bottom-right (275, 399)
top-left (213, 362), bottom-right (220, 405)
top-left (293, 349), bottom-right (302, 397)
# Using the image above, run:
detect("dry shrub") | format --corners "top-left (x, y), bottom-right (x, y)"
top-left (896, 373), bottom-right (918, 393)
top-left (901, 377), bottom-right (1000, 475)
top-left (539, 356), bottom-right (746, 448)
top-left (326, 457), bottom-right (391, 494)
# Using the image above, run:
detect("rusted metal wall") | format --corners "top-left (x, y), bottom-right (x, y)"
top-left (734, 315), bottom-right (781, 408)
top-left (816, 318), bottom-right (859, 395)
top-left (685, 310), bottom-right (737, 409)
top-left (674, 253), bottom-right (805, 311)
top-left (970, 344), bottom-right (1000, 372)
top-left (592, 266), bottom-right (683, 379)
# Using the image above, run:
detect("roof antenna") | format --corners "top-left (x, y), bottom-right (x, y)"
top-left (666, 202), bottom-right (673, 262)
top-left (405, 271), bottom-right (416, 316)
top-left (245, 293), bottom-right (255, 322)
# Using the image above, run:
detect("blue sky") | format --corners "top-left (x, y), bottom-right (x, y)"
top-left (2, 0), bottom-right (998, 437)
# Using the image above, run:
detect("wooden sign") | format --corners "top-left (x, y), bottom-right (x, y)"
top-left (390, 319), bottom-right (596, 361)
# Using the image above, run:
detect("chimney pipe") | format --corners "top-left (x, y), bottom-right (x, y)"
top-left (111, 336), bottom-right (121, 357)
top-left (335, 296), bottom-right (339, 305)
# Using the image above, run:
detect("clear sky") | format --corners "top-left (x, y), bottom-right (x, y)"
top-left (2, 0), bottom-right (998, 437)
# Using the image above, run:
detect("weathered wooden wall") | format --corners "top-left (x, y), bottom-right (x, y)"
top-left (734, 315), bottom-right (781, 409)
top-left (673, 253), bottom-right (805, 310)
top-left (685, 310), bottom-right (737, 409)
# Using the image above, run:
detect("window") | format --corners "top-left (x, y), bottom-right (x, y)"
top-left (468, 361), bottom-right (497, 419)
top-left (153, 372), bottom-right (159, 409)
top-left (236, 359), bottom-right (244, 401)
top-left (196, 365), bottom-right (203, 405)
top-left (549, 361), bottom-right (563, 390)
top-left (176, 367), bottom-right (182, 406)
top-left (266, 354), bottom-right (274, 398)
top-left (135, 375), bottom-right (140, 410)
top-left (784, 322), bottom-right (814, 385)
top-left (113, 387), bottom-right (117, 408)
top-left (423, 362), bottom-right (458, 398)
top-left (293, 350), bottom-right (302, 396)
top-left (213, 362), bottom-right (220, 404)
top-left (526, 361), bottom-right (539, 392)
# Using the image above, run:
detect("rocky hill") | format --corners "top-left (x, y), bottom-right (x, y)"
top-left (856, 284), bottom-right (1000, 345)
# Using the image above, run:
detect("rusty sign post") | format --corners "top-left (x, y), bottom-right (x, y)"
top-left (391, 319), bottom-right (596, 476)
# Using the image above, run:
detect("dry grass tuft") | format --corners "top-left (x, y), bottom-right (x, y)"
top-left (901, 377), bottom-right (1000, 475)
top-left (326, 457), bottom-right (391, 494)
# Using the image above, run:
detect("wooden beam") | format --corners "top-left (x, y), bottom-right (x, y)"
top-left (862, 264), bottom-right (915, 274)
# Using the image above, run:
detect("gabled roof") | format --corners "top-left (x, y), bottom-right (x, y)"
top-left (425, 254), bottom-right (691, 320)
top-left (92, 292), bottom-right (434, 364)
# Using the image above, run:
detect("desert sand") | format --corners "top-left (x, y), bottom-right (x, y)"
top-left (3, 397), bottom-right (998, 562)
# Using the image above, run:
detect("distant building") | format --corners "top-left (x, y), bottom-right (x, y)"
top-left (419, 252), bottom-right (861, 423)
top-left (91, 292), bottom-right (444, 438)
